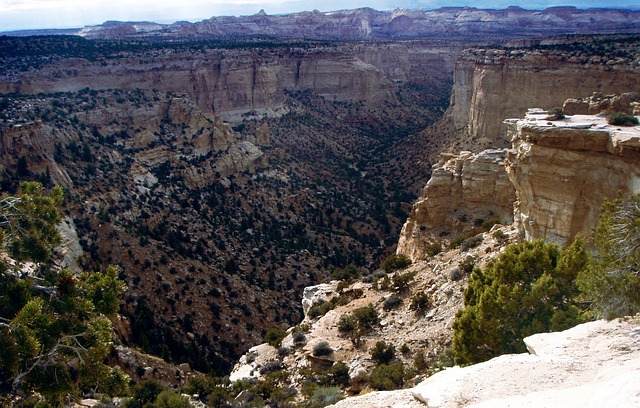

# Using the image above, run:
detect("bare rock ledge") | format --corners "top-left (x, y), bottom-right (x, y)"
top-left (329, 317), bottom-right (640, 408)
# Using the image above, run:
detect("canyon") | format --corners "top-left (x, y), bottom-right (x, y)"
top-left (2, 8), bottom-right (640, 405)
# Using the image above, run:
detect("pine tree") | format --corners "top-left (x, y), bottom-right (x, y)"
top-left (0, 182), bottom-right (129, 403)
top-left (452, 239), bottom-right (588, 366)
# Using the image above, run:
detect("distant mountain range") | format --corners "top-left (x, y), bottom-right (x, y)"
top-left (4, 6), bottom-right (640, 41)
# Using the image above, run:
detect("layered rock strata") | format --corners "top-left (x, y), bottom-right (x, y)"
top-left (35, 7), bottom-right (640, 41)
top-left (0, 42), bottom-right (456, 121)
top-left (450, 40), bottom-right (640, 145)
top-left (505, 108), bottom-right (640, 244)
top-left (397, 149), bottom-right (516, 262)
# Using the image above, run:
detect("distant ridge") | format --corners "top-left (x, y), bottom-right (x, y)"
top-left (3, 6), bottom-right (640, 41)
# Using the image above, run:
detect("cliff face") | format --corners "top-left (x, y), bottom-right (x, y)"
top-left (0, 42), bottom-right (457, 121)
top-left (505, 109), bottom-right (640, 244)
top-left (397, 149), bottom-right (516, 261)
top-left (449, 38), bottom-right (640, 146)
top-left (399, 103), bottom-right (640, 259)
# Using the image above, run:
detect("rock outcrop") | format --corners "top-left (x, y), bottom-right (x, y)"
top-left (329, 316), bottom-right (640, 408)
top-left (397, 149), bottom-right (515, 262)
top-left (505, 108), bottom-right (640, 244)
top-left (449, 37), bottom-right (640, 146)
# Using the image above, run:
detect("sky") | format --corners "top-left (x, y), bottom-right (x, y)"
top-left (1, 0), bottom-right (639, 32)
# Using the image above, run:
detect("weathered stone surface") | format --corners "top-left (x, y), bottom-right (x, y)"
top-left (450, 48), bottom-right (640, 146)
top-left (397, 149), bottom-right (515, 261)
top-left (505, 109), bottom-right (640, 244)
top-left (301, 282), bottom-right (339, 318)
top-left (330, 317), bottom-right (640, 408)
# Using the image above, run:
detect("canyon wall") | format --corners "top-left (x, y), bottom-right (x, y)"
top-left (505, 109), bottom-right (640, 244)
top-left (397, 149), bottom-right (516, 261)
top-left (398, 104), bottom-right (640, 260)
top-left (450, 43), bottom-right (640, 146)
top-left (0, 42), bottom-right (458, 121)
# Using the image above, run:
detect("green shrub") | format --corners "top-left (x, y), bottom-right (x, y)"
top-left (313, 341), bottom-right (333, 357)
top-left (413, 350), bottom-right (428, 372)
top-left (481, 216), bottom-right (502, 231)
top-left (370, 341), bottom-right (395, 365)
top-left (308, 299), bottom-right (336, 319)
top-left (292, 330), bottom-right (307, 345)
top-left (400, 343), bottom-right (410, 354)
top-left (607, 112), bottom-right (639, 126)
top-left (331, 264), bottom-right (360, 281)
top-left (352, 304), bottom-right (378, 329)
top-left (383, 295), bottom-right (403, 311)
top-left (425, 240), bottom-right (443, 257)
top-left (338, 304), bottom-right (379, 346)
top-left (321, 362), bottom-right (350, 387)
top-left (264, 327), bottom-right (287, 347)
top-left (492, 229), bottom-right (507, 241)
top-left (452, 239), bottom-right (588, 366)
top-left (461, 235), bottom-right (483, 251)
top-left (337, 314), bottom-right (357, 334)
top-left (368, 361), bottom-right (405, 391)
top-left (409, 292), bottom-right (431, 315)
top-left (458, 255), bottom-right (476, 274)
top-left (545, 107), bottom-right (565, 120)
top-left (449, 267), bottom-right (463, 281)
top-left (380, 254), bottom-right (412, 273)
top-left (391, 271), bottom-right (417, 293)
top-left (146, 389), bottom-right (190, 408)
top-left (306, 386), bottom-right (343, 408)
top-left (449, 233), bottom-right (467, 249)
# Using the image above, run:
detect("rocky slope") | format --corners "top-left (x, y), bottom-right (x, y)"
top-left (448, 35), bottom-right (640, 149)
top-left (10, 7), bottom-right (640, 42)
top-left (329, 316), bottom-right (640, 408)
top-left (229, 224), bottom-right (519, 399)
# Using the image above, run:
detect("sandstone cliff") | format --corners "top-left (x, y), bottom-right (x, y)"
top-left (399, 100), bottom-right (640, 258)
top-left (0, 41), bottom-right (456, 121)
top-left (449, 37), bottom-right (640, 147)
top-left (505, 108), bottom-right (640, 244)
top-left (397, 149), bottom-right (515, 262)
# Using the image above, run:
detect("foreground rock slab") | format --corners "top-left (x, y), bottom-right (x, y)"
top-left (330, 317), bottom-right (640, 407)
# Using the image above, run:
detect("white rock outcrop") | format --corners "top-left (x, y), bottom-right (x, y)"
top-left (329, 317), bottom-right (640, 408)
